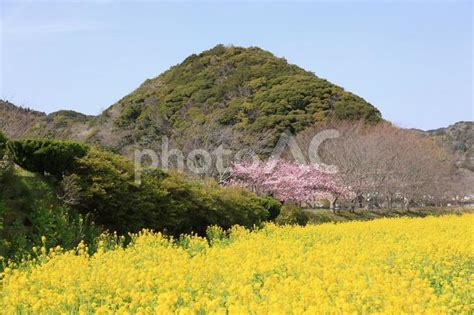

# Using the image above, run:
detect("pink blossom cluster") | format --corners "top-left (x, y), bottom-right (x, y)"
top-left (227, 158), bottom-right (351, 202)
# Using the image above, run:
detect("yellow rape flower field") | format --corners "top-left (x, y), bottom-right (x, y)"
top-left (1, 215), bottom-right (473, 314)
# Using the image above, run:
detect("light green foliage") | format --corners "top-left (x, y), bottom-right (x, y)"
top-left (275, 204), bottom-right (310, 226)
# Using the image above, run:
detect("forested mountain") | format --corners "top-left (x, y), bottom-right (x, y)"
top-left (0, 45), bottom-right (381, 155)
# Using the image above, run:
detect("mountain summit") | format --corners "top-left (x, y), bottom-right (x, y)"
top-left (1, 45), bottom-right (381, 153)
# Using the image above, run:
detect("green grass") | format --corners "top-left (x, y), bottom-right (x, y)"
top-left (304, 207), bottom-right (474, 225)
top-left (0, 166), bottom-right (101, 262)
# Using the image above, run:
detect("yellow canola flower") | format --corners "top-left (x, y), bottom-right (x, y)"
top-left (1, 215), bottom-right (473, 314)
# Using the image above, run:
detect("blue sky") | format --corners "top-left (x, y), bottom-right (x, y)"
top-left (0, 1), bottom-right (472, 130)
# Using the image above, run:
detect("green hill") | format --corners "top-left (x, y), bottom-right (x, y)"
top-left (1, 45), bottom-right (381, 155)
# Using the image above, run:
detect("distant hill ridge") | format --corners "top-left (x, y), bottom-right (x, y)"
top-left (416, 121), bottom-right (474, 171)
top-left (0, 100), bottom-right (45, 138)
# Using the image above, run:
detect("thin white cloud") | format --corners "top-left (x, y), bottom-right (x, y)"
top-left (0, 3), bottom-right (105, 39)
top-left (2, 21), bottom-right (102, 36)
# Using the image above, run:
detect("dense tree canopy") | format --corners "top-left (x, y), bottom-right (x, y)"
top-left (6, 139), bottom-right (88, 178)
top-left (99, 45), bottom-right (381, 153)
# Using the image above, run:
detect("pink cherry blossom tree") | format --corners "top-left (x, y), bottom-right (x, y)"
top-left (227, 158), bottom-right (352, 209)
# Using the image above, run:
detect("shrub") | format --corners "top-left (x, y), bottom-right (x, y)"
top-left (0, 130), bottom-right (7, 157)
top-left (151, 174), bottom-right (269, 236)
top-left (4, 139), bottom-right (273, 237)
top-left (209, 185), bottom-right (269, 231)
top-left (0, 203), bottom-right (100, 262)
top-left (71, 148), bottom-right (157, 234)
top-left (275, 204), bottom-right (309, 226)
top-left (71, 149), bottom-right (270, 236)
top-left (0, 158), bottom-right (13, 185)
top-left (257, 196), bottom-right (282, 220)
top-left (0, 131), bottom-right (12, 183)
top-left (6, 139), bottom-right (88, 178)
top-left (0, 170), bottom-right (100, 262)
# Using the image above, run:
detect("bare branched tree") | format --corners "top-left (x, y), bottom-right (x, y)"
top-left (296, 121), bottom-right (460, 210)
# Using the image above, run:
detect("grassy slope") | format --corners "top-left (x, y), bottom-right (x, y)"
top-left (0, 168), bottom-right (58, 226)
top-left (0, 169), bottom-right (55, 255)
top-left (0, 168), bottom-right (98, 260)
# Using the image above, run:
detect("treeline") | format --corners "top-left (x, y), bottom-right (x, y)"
top-left (0, 131), bottom-right (282, 261)
top-left (295, 122), bottom-right (472, 210)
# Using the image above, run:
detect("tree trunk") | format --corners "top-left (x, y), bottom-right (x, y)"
top-left (403, 198), bottom-right (411, 211)
top-left (358, 195), bottom-right (364, 208)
